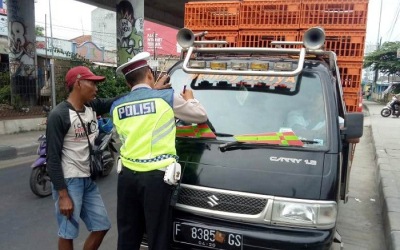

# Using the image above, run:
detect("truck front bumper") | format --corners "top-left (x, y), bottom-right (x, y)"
top-left (171, 211), bottom-right (335, 250)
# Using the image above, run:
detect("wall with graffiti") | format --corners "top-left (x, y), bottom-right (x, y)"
top-left (7, 0), bottom-right (36, 77)
top-left (36, 37), bottom-right (74, 59)
top-left (76, 41), bottom-right (116, 64)
top-left (117, 0), bottom-right (144, 64)
top-left (6, 0), bottom-right (37, 106)
top-left (35, 36), bottom-right (116, 64)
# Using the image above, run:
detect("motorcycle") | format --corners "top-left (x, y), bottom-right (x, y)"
top-left (30, 116), bottom-right (118, 198)
top-left (381, 96), bottom-right (400, 117)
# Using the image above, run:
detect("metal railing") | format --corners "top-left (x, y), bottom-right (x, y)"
top-left (0, 62), bottom-right (70, 120)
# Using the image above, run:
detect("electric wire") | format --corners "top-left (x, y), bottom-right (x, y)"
top-left (386, 0), bottom-right (400, 41)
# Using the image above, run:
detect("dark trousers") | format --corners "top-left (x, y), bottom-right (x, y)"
top-left (117, 167), bottom-right (173, 250)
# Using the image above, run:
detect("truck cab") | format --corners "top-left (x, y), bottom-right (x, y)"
top-left (168, 27), bottom-right (363, 250)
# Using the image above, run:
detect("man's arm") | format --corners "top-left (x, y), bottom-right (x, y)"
top-left (173, 90), bottom-right (208, 124)
top-left (89, 94), bottom-right (128, 115)
top-left (46, 106), bottom-right (75, 218)
top-left (286, 110), bottom-right (308, 130)
top-left (46, 109), bottom-right (68, 191)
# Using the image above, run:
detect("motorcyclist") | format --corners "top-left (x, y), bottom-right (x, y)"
top-left (390, 93), bottom-right (400, 115)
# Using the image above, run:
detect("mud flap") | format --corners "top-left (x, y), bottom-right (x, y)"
top-left (331, 231), bottom-right (344, 250)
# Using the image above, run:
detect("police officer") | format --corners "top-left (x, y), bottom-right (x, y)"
top-left (111, 52), bottom-right (208, 250)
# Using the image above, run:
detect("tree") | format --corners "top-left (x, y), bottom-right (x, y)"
top-left (90, 66), bottom-right (128, 98)
top-left (363, 41), bottom-right (400, 77)
top-left (35, 25), bottom-right (45, 37)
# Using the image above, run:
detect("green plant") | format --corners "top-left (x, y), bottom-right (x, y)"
top-left (11, 94), bottom-right (22, 111)
top-left (0, 84), bottom-right (11, 104)
top-left (91, 66), bottom-right (128, 98)
top-left (0, 71), bottom-right (11, 105)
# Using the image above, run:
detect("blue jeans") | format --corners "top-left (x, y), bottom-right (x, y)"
top-left (52, 177), bottom-right (111, 239)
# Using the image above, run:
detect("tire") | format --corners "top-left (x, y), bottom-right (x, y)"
top-left (30, 165), bottom-right (52, 197)
top-left (381, 108), bottom-right (391, 117)
top-left (101, 146), bottom-right (115, 177)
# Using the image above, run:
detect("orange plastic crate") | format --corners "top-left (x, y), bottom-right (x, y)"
top-left (338, 61), bottom-right (363, 93)
top-left (238, 30), bottom-right (300, 48)
top-left (343, 92), bottom-right (359, 106)
top-left (240, 0), bottom-right (301, 30)
top-left (300, 30), bottom-right (365, 61)
top-left (346, 105), bottom-right (359, 112)
top-left (185, 2), bottom-right (240, 31)
top-left (193, 30), bottom-right (239, 47)
top-left (300, 0), bottom-right (368, 30)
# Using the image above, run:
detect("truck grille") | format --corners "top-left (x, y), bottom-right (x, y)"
top-left (177, 185), bottom-right (268, 215)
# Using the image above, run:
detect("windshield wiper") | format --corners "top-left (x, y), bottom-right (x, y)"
top-left (219, 141), bottom-right (245, 152)
top-left (219, 138), bottom-right (309, 152)
top-left (300, 139), bottom-right (320, 144)
top-left (214, 132), bottom-right (234, 137)
top-left (219, 141), bottom-right (282, 152)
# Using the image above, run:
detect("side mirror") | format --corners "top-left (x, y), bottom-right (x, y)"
top-left (343, 112), bottom-right (363, 141)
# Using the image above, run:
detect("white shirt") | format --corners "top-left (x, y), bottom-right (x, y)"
top-left (287, 110), bottom-right (344, 130)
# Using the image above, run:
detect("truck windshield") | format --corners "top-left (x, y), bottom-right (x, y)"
top-left (170, 69), bottom-right (327, 147)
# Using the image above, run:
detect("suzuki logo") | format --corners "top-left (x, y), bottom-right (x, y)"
top-left (207, 195), bottom-right (219, 207)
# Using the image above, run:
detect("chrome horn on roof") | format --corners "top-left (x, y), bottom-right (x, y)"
top-left (303, 26), bottom-right (326, 50)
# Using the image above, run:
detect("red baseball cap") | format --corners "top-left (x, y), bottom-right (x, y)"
top-left (65, 66), bottom-right (105, 87)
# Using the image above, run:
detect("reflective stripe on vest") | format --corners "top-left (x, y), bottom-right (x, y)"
top-left (152, 117), bottom-right (175, 145)
top-left (111, 88), bottom-right (177, 171)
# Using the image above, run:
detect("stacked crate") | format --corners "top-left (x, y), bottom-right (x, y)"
top-left (184, 1), bottom-right (241, 47)
top-left (184, 0), bottom-right (368, 112)
top-left (299, 0), bottom-right (368, 112)
top-left (239, 0), bottom-right (301, 49)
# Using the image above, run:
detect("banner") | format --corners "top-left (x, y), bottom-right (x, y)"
top-left (144, 20), bottom-right (179, 56)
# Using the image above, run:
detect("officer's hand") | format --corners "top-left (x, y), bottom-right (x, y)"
top-left (154, 74), bottom-right (171, 90)
top-left (181, 89), bottom-right (195, 100)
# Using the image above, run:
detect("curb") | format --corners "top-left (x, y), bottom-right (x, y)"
top-left (0, 146), bottom-right (17, 160)
top-left (0, 143), bottom-right (38, 161)
top-left (0, 133), bottom-right (120, 162)
top-left (368, 104), bottom-right (400, 250)
top-left (362, 103), bottom-right (369, 112)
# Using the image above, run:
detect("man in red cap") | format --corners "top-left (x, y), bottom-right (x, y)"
top-left (46, 66), bottom-right (120, 250)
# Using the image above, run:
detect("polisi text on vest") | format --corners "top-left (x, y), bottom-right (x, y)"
top-left (118, 101), bottom-right (156, 120)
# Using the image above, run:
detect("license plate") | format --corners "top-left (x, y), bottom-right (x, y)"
top-left (173, 222), bottom-right (243, 250)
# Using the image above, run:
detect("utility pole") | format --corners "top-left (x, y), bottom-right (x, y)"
top-left (153, 32), bottom-right (156, 60)
top-left (49, 0), bottom-right (56, 109)
top-left (372, 0), bottom-right (383, 96)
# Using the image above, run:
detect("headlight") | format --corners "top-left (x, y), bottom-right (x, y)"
top-left (271, 199), bottom-right (337, 229)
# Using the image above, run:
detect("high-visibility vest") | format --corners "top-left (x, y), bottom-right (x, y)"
top-left (111, 87), bottom-right (177, 171)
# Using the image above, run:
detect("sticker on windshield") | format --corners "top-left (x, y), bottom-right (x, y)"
top-left (234, 131), bottom-right (303, 146)
top-left (176, 124), bottom-right (216, 138)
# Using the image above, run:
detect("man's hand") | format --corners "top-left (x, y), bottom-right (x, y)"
top-left (181, 89), bottom-right (195, 100)
top-left (154, 74), bottom-right (171, 90)
top-left (58, 189), bottom-right (74, 219)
